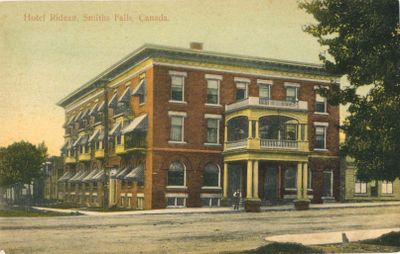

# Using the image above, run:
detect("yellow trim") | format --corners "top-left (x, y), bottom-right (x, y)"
top-left (153, 57), bottom-right (334, 81)
top-left (224, 150), bottom-right (309, 162)
top-left (225, 108), bottom-right (308, 123)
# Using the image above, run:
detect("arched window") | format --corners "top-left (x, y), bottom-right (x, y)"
top-left (284, 167), bottom-right (297, 189)
top-left (168, 161), bottom-right (185, 186)
top-left (203, 163), bottom-right (220, 187)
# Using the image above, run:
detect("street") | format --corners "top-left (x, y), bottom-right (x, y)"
top-left (1, 205), bottom-right (399, 254)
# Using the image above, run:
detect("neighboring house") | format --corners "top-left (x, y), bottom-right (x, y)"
top-left (43, 156), bottom-right (64, 201)
top-left (57, 43), bottom-right (340, 210)
top-left (341, 156), bottom-right (400, 201)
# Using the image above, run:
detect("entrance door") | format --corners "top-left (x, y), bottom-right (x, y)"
top-left (228, 164), bottom-right (243, 198)
top-left (264, 167), bottom-right (278, 201)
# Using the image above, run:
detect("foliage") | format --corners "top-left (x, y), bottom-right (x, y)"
top-left (299, 0), bottom-right (400, 181)
top-left (363, 231), bottom-right (400, 247)
top-left (0, 207), bottom-right (76, 217)
top-left (0, 141), bottom-right (48, 187)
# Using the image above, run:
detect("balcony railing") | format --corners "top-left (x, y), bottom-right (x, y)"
top-left (225, 97), bottom-right (308, 112)
top-left (260, 139), bottom-right (298, 149)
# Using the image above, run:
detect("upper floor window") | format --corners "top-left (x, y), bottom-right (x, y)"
top-left (206, 79), bottom-right (220, 105)
top-left (168, 111), bottom-right (187, 143)
top-left (203, 163), bottom-right (220, 187)
top-left (169, 71), bottom-right (187, 103)
top-left (205, 115), bottom-right (221, 144)
top-left (284, 82), bottom-right (299, 102)
top-left (235, 82), bottom-right (248, 101)
top-left (168, 161), bottom-right (186, 186)
top-left (381, 181), bottom-right (393, 194)
top-left (259, 84), bottom-right (271, 100)
top-left (315, 93), bottom-right (327, 113)
top-left (314, 122), bottom-right (328, 150)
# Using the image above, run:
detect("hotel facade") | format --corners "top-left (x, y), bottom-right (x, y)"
top-left (57, 43), bottom-right (340, 211)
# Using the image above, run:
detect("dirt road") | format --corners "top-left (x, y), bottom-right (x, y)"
top-left (1, 206), bottom-right (399, 253)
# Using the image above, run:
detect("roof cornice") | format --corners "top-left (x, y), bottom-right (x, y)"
top-left (57, 44), bottom-right (336, 108)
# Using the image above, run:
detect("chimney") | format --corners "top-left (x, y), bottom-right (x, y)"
top-left (190, 42), bottom-right (203, 50)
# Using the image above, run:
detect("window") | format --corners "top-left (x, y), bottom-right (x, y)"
top-left (168, 161), bottom-right (186, 186)
top-left (355, 179), bottom-right (367, 194)
top-left (201, 198), bottom-right (220, 207)
top-left (381, 181), bottom-right (393, 194)
top-left (170, 75), bottom-right (184, 102)
top-left (203, 163), bottom-right (220, 187)
top-left (315, 126), bottom-right (327, 149)
top-left (170, 116), bottom-right (184, 142)
top-left (206, 118), bottom-right (219, 144)
top-left (167, 197), bottom-right (186, 207)
top-left (323, 170), bottom-right (333, 197)
top-left (315, 93), bottom-right (327, 113)
top-left (308, 168), bottom-right (312, 189)
top-left (137, 197), bottom-right (144, 209)
top-left (206, 79), bottom-right (220, 104)
top-left (286, 86), bottom-right (298, 102)
top-left (259, 84), bottom-right (271, 104)
top-left (284, 167), bottom-right (297, 189)
top-left (236, 82), bottom-right (248, 101)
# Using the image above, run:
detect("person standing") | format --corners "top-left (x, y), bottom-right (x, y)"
top-left (233, 189), bottom-right (241, 210)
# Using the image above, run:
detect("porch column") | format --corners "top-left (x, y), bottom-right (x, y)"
top-left (247, 160), bottom-right (253, 198)
top-left (248, 121), bottom-right (253, 139)
top-left (302, 162), bottom-right (308, 199)
top-left (253, 160), bottom-right (259, 199)
top-left (255, 120), bottom-right (259, 139)
top-left (223, 162), bottom-right (228, 198)
top-left (224, 124), bottom-right (228, 146)
top-left (297, 162), bottom-right (303, 200)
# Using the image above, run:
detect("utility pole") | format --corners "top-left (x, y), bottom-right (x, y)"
top-left (101, 78), bottom-right (111, 210)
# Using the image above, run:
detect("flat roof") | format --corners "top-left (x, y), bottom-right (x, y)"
top-left (57, 44), bottom-right (333, 108)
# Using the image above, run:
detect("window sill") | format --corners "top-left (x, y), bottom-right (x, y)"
top-left (380, 194), bottom-right (394, 196)
top-left (314, 148), bottom-right (328, 152)
top-left (201, 186), bottom-right (222, 190)
top-left (169, 100), bottom-right (187, 104)
top-left (168, 141), bottom-right (187, 145)
top-left (139, 103), bottom-right (145, 106)
top-left (314, 112), bottom-right (329, 115)
top-left (166, 186), bottom-right (188, 190)
top-left (285, 188), bottom-right (297, 191)
top-left (204, 103), bottom-right (223, 107)
top-left (354, 193), bottom-right (369, 196)
top-left (204, 143), bottom-right (222, 146)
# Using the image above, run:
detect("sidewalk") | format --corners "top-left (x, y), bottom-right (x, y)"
top-left (265, 227), bottom-right (400, 245)
top-left (33, 201), bottom-right (400, 216)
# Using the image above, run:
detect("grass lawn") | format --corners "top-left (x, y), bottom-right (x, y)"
top-left (234, 231), bottom-right (400, 254)
top-left (0, 207), bottom-right (78, 217)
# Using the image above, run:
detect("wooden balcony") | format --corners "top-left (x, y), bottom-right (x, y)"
top-left (64, 156), bottom-right (77, 164)
top-left (95, 149), bottom-right (105, 158)
top-left (78, 153), bottom-right (91, 161)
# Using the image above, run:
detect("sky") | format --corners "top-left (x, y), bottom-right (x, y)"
top-left (0, 0), bottom-right (348, 156)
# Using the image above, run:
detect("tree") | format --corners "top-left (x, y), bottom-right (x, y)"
top-left (0, 141), bottom-right (47, 204)
top-left (299, 0), bottom-right (400, 181)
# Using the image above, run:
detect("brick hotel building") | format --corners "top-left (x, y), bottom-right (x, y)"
top-left (57, 43), bottom-right (340, 211)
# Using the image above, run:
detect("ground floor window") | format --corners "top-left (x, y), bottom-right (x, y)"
top-left (127, 197), bottom-right (132, 208)
top-left (284, 167), bottom-right (297, 190)
top-left (137, 197), bottom-right (144, 209)
top-left (120, 197), bottom-right (124, 207)
top-left (323, 170), bottom-right (333, 197)
top-left (355, 179), bottom-right (367, 194)
top-left (166, 197), bottom-right (186, 207)
top-left (91, 195), bottom-right (97, 203)
top-left (201, 197), bottom-right (220, 207)
top-left (381, 181), bottom-right (393, 194)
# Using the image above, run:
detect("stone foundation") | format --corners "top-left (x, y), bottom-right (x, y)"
top-left (245, 198), bottom-right (261, 212)
top-left (294, 199), bottom-right (310, 210)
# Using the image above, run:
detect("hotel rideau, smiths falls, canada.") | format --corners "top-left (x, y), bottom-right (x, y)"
top-left (57, 43), bottom-right (340, 212)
